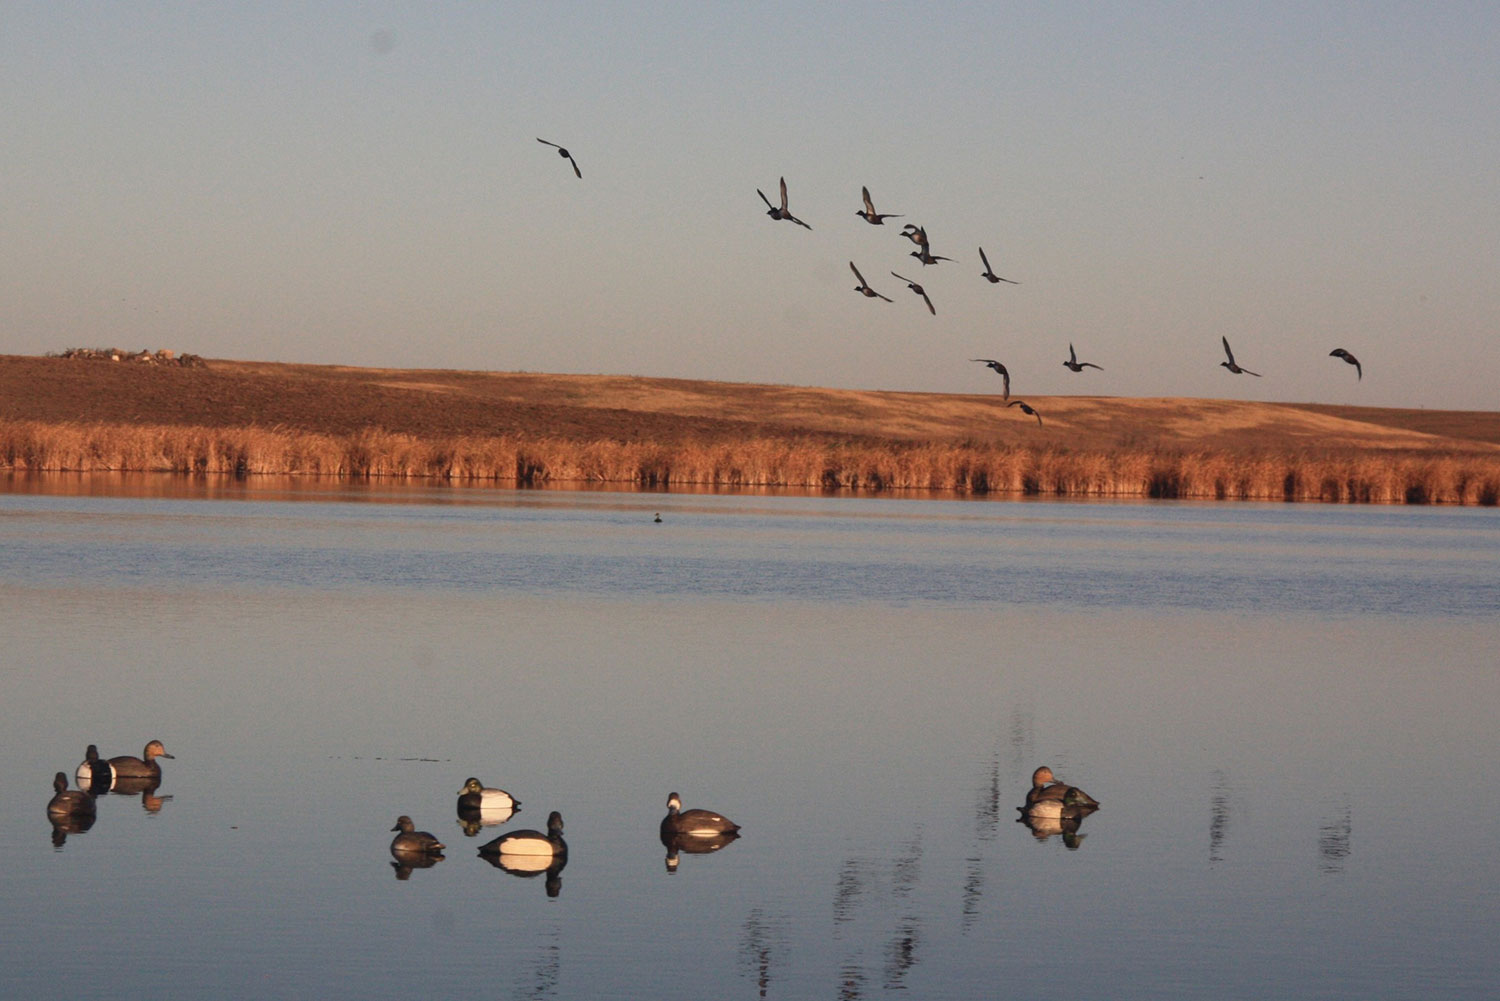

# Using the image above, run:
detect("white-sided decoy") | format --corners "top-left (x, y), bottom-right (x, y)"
top-left (75, 744), bottom-right (115, 790)
top-left (458, 777), bottom-right (520, 813)
top-left (479, 811), bottom-right (568, 857)
top-left (856, 186), bottom-right (902, 225)
top-left (1063, 343), bottom-right (1103, 373)
top-left (891, 272), bottom-right (935, 315)
top-left (978, 246), bottom-right (1020, 284)
top-left (850, 262), bottom-right (892, 301)
top-left (536, 138), bottom-right (581, 179)
top-left (757, 176), bottom-right (811, 230)
top-left (1220, 336), bottom-right (1261, 376)
top-left (1329, 348), bottom-right (1362, 381)
top-left (970, 358), bottom-right (1010, 400)
top-left (660, 791), bottom-right (741, 838)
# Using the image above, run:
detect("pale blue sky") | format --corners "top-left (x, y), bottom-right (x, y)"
top-left (5, 2), bottom-right (1497, 409)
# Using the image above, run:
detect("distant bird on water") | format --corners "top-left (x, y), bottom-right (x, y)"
top-left (850, 262), bottom-right (892, 301)
top-left (536, 138), bottom-right (581, 179)
top-left (1063, 343), bottom-right (1103, 373)
top-left (856, 186), bottom-right (903, 225)
top-left (891, 272), bottom-right (935, 315)
top-left (1008, 400), bottom-right (1043, 426)
top-left (1329, 348), bottom-right (1362, 381)
top-left (978, 247), bottom-right (1020, 284)
top-left (1219, 336), bottom-right (1261, 376)
top-left (971, 358), bottom-right (1011, 400)
top-left (758, 177), bottom-right (812, 230)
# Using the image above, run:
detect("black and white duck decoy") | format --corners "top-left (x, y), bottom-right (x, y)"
top-left (458, 777), bottom-right (520, 813)
top-left (660, 791), bottom-right (741, 838)
top-left (479, 811), bottom-right (568, 857)
top-left (75, 744), bottom-right (115, 791)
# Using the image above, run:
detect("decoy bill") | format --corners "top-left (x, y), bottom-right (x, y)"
top-left (1008, 400), bottom-right (1043, 426)
top-left (1330, 348), bottom-right (1362, 381)
top-left (978, 246), bottom-right (1020, 284)
top-left (891, 272), bottom-right (935, 314)
top-left (1220, 336), bottom-right (1261, 376)
top-left (1063, 343), bottom-right (1103, 373)
top-left (970, 358), bottom-right (1010, 400)
top-left (757, 176), bottom-right (812, 230)
top-left (856, 185), bottom-right (902, 225)
top-left (850, 262), bottom-right (892, 301)
top-left (536, 138), bottom-right (581, 179)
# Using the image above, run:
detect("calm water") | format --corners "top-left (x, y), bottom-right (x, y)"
top-left (2, 476), bottom-right (1497, 1000)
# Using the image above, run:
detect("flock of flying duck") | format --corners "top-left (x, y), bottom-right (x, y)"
top-left (538, 141), bottom-right (1368, 429)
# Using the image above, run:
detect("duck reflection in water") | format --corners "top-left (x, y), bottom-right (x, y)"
top-left (109, 772), bottom-right (174, 812)
top-left (1018, 766), bottom-right (1099, 847)
top-left (478, 811), bottom-right (568, 896)
top-left (661, 830), bottom-right (741, 873)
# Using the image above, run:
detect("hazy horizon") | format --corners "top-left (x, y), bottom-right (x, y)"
top-left (4, 3), bottom-right (1497, 410)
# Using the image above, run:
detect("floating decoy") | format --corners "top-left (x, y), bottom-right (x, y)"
top-left (75, 744), bottom-right (115, 790)
top-left (653, 512), bottom-right (662, 523)
top-left (47, 772), bottom-right (95, 818)
top-left (479, 811), bottom-right (568, 857)
top-left (856, 186), bottom-right (902, 225)
top-left (1018, 787), bottom-right (1096, 820)
top-left (1220, 336), bottom-right (1261, 376)
top-left (891, 272), bottom-right (935, 315)
top-left (536, 138), bottom-right (581, 179)
top-left (390, 815), bottom-right (446, 854)
top-left (757, 177), bottom-right (812, 230)
top-left (1329, 348), bottom-right (1362, 381)
top-left (458, 777), bottom-right (520, 813)
top-left (978, 247), bottom-right (1020, 284)
top-left (660, 791), bottom-right (741, 838)
top-left (910, 246), bottom-right (954, 266)
top-left (1008, 400), bottom-right (1043, 426)
top-left (109, 740), bottom-right (174, 781)
top-left (1025, 766), bottom-right (1099, 808)
top-left (850, 262), bottom-right (892, 302)
top-left (899, 224), bottom-right (929, 248)
top-left (1063, 343), bottom-right (1103, 373)
top-left (970, 358), bottom-right (1010, 400)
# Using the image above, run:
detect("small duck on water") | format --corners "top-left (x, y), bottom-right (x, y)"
top-left (48, 772), bottom-right (96, 818)
top-left (457, 777), bottom-right (520, 813)
top-left (109, 740), bottom-right (174, 781)
top-left (390, 816), bottom-right (445, 855)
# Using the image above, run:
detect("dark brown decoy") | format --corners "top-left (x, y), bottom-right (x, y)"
top-left (891, 272), bottom-right (935, 314)
top-left (390, 815), bottom-right (446, 854)
top-left (1220, 336), bottom-right (1261, 376)
top-left (661, 791), bottom-right (740, 838)
top-left (757, 177), bottom-right (812, 230)
top-left (970, 358), bottom-right (1010, 399)
top-left (1329, 348), bottom-right (1362, 381)
top-left (1063, 343), bottom-right (1103, 373)
top-left (47, 772), bottom-right (96, 818)
top-left (850, 262), bottom-right (892, 301)
top-left (109, 740), bottom-right (174, 781)
top-left (1024, 766), bottom-right (1099, 808)
top-left (1008, 400), bottom-right (1043, 426)
top-left (856, 186), bottom-right (902, 225)
top-left (978, 246), bottom-right (1020, 284)
top-left (536, 138), bottom-right (581, 179)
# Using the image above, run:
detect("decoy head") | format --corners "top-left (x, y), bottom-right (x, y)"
top-left (391, 815), bottom-right (415, 833)
top-left (53, 772), bottom-right (70, 793)
top-left (547, 811), bottom-right (565, 834)
top-left (459, 777), bottom-right (483, 795)
top-left (666, 791), bottom-right (683, 811)
top-left (1031, 766), bottom-right (1056, 788)
top-left (143, 740), bottom-right (174, 761)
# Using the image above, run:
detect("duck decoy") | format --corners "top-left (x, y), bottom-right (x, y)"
top-left (757, 176), bottom-right (812, 230)
top-left (536, 138), bottom-right (581, 179)
top-left (899, 224), bottom-right (929, 248)
top-left (653, 512), bottom-right (662, 523)
top-left (458, 777), bottom-right (520, 813)
top-left (1220, 336), bottom-right (1261, 376)
top-left (660, 791), bottom-right (740, 838)
top-left (1008, 400), bottom-right (1043, 426)
top-left (479, 811), bottom-right (568, 857)
top-left (970, 358), bottom-right (1010, 400)
top-left (1063, 343), bottom-right (1103, 373)
top-left (910, 246), bottom-right (954, 266)
top-left (856, 185), bottom-right (902, 225)
top-left (47, 772), bottom-right (96, 818)
top-left (850, 262), bottom-right (892, 302)
top-left (109, 740), bottom-right (174, 781)
top-left (891, 272), bottom-right (935, 315)
top-left (75, 744), bottom-right (115, 792)
top-left (1025, 766), bottom-right (1099, 808)
top-left (978, 246), bottom-right (1020, 284)
top-left (390, 815), bottom-right (446, 854)
top-left (1329, 348), bottom-right (1362, 381)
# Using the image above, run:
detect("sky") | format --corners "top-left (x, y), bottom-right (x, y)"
top-left (4, 2), bottom-right (1498, 410)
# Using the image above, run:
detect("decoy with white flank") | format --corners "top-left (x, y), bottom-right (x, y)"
top-left (109, 740), bottom-right (174, 781)
top-left (856, 186), bottom-right (902, 225)
top-left (479, 811), bottom-right (568, 857)
top-left (1063, 343), bottom-right (1103, 373)
top-left (458, 777), bottom-right (520, 813)
top-left (1008, 400), bottom-right (1043, 426)
top-left (536, 138), bottom-right (581, 178)
top-left (75, 744), bottom-right (115, 790)
top-left (1220, 336), bottom-right (1261, 376)
top-left (47, 772), bottom-right (96, 818)
top-left (661, 791), bottom-right (741, 838)
top-left (978, 247), bottom-right (1020, 284)
top-left (892, 272), bottom-right (935, 315)
top-left (758, 177), bottom-right (812, 230)
top-left (390, 815), bottom-right (446, 854)
top-left (850, 262), bottom-right (892, 302)
top-left (1329, 348), bottom-right (1362, 381)
top-left (970, 358), bottom-right (1011, 400)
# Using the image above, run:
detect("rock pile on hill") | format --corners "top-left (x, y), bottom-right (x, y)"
top-left (53, 347), bottom-right (204, 367)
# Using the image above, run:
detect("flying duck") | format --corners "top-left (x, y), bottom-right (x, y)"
top-left (757, 176), bottom-right (812, 230)
top-left (1063, 343), bottom-right (1103, 372)
top-left (850, 262), bottom-right (892, 301)
top-left (1329, 348), bottom-right (1362, 380)
top-left (910, 246), bottom-right (954, 266)
top-left (891, 272), bottom-right (935, 314)
top-left (856, 186), bottom-right (902, 224)
top-left (1008, 400), bottom-right (1043, 426)
top-left (978, 247), bottom-right (1020, 284)
top-left (899, 224), bottom-right (928, 247)
top-left (970, 359), bottom-right (1011, 400)
top-left (1220, 336), bottom-right (1261, 376)
top-left (536, 138), bottom-right (581, 178)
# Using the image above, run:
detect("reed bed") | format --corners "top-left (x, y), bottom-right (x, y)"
top-left (2, 419), bottom-right (1497, 504)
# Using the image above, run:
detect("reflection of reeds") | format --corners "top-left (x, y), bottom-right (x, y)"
top-left (4, 419), bottom-right (1498, 503)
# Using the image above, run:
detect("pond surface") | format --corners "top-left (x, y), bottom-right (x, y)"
top-left (2, 476), bottom-right (1497, 999)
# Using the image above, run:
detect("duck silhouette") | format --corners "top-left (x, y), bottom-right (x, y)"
top-left (970, 358), bottom-right (1010, 400)
top-left (536, 138), bottom-right (581, 178)
top-left (856, 186), bottom-right (902, 225)
top-left (757, 176), bottom-right (812, 230)
top-left (1008, 400), bottom-right (1043, 426)
top-left (1220, 336), bottom-right (1261, 376)
top-left (978, 246), bottom-right (1020, 284)
top-left (1329, 348), bottom-right (1362, 380)
top-left (850, 262), bottom-right (893, 301)
top-left (891, 272), bottom-right (935, 314)
top-left (1063, 343), bottom-right (1103, 373)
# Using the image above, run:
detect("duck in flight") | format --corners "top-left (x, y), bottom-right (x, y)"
top-left (1329, 348), bottom-right (1362, 381)
top-left (1063, 343), bottom-right (1103, 373)
top-left (758, 176), bottom-right (812, 230)
top-left (910, 246), bottom-right (954, 266)
top-left (856, 186), bottom-right (902, 225)
top-left (978, 247), bottom-right (1020, 284)
top-left (891, 272), bottom-right (935, 314)
top-left (536, 138), bottom-right (581, 179)
top-left (899, 224), bottom-right (929, 248)
top-left (1008, 400), bottom-right (1043, 426)
top-left (1220, 336), bottom-right (1261, 376)
top-left (850, 262), bottom-right (892, 301)
top-left (970, 358), bottom-right (1011, 400)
